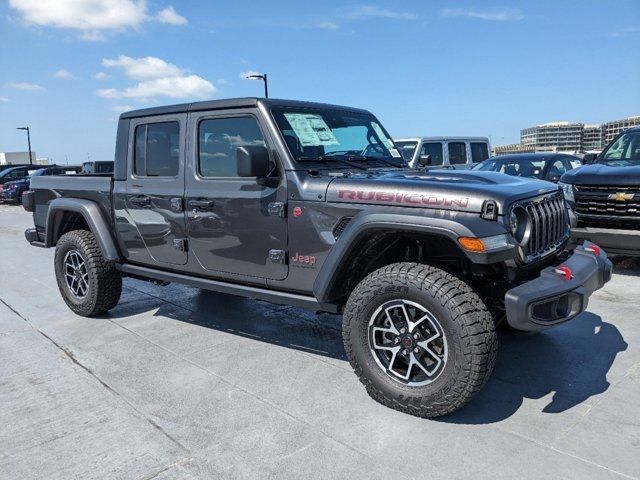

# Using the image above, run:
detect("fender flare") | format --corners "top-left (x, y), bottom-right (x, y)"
top-left (45, 197), bottom-right (120, 261)
top-left (312, 211), bottom-right (514, 303)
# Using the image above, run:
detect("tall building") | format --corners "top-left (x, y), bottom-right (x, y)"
top-left (582, 124), bottom-right (603, 151)
top-left (602, 116), bottom-right (640, 145)
top-left (520, 122), bottom-right (584, 152)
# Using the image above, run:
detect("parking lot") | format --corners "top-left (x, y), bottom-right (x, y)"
top-left (1, 204), bottom-right (639, 479)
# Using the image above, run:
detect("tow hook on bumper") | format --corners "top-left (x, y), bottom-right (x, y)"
top-left (505, 242), bottom-right (612, 332)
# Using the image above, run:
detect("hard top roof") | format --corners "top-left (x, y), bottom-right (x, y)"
top-left (119, 97), bottom-right (372, 119)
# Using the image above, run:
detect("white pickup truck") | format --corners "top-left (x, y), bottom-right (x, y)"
top-left (395, 136), bottom-right (491, 169)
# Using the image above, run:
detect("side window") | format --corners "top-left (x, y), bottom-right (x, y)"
top-left (198, 116), bottom-right (266, 178)
top-left (547, 159), bottom-right (568, 180)
top-left (420, 142), bottom-right (443, 165)
top-left (448, 142), bottom-right (467, 165)
top-left (133, 121), bottom-right (180, 177)
top-left (470, 142), bottom-right (489, 163)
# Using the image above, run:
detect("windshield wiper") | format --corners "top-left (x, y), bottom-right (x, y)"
top-left (298, 156), bottom-right (367, 170)
top-left (347, 155), bottom-right (404, 168)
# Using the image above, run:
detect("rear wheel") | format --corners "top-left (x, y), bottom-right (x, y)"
top-left (342, 262), bottom-right (497, 418)
top-left (54, 230), bottom-right (122, 316)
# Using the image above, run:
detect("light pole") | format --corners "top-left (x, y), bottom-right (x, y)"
top-left (245, 73), bottom-right (268, 98)
top-left (16, 126), bottom-right (33, 165)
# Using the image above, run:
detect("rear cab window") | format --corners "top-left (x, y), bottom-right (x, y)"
top-left (470, 142), bottom-right (489, 163)
top-left (133, 122), bottom-right (180, 177)
top-left (448, 142), bottom-right (468, 165)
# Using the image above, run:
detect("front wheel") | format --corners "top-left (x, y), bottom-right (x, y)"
top-left (54, 230), bottom-right (122, 316)
top-left (342, 263), bottom-right (497, 418)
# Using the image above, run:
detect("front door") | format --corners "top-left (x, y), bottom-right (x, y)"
top-left (124, 114), bottom-right (188, 266)
top-left (185, 110), bottom-right (288, 280)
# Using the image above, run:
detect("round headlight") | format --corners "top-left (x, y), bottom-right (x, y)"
top-left (509, 210), bottom-right (519, 235)
top-left (510, 206), bottom-right (531, 245)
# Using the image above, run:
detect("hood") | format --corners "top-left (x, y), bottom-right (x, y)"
top-left (561, 163), bottom-right (640, 186)
top-left (325, 169), bottom-right (558, 213)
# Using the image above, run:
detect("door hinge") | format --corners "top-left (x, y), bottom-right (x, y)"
top-left (173, 238), bottom-right (187, 252)
top-left (170, 197), bottom-right (184, 212)
top-left (268, 249), bottom-right (287, 264)
top-left (268, 202), bottom-right (286, 218)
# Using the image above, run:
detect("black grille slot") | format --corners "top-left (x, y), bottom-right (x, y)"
top-left (521, 193), bottom-right (568, 262)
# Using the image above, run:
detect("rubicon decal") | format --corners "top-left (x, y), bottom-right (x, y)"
top-left (337, 189), bottom-right (470, 208)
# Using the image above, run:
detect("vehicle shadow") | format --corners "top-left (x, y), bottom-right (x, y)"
top-left (611, 256), bottom-right (640, 277)
top-left (108, 282), bottom-right (626, 423)
top-left (442, 312), bottom-right (627, 424)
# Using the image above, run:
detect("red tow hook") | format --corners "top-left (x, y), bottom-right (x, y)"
top-left (584, 244), bottom-right (601, 256)
top-left (555, 266), bottom-right (573, 280)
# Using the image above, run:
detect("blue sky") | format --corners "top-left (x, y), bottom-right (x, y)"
top-left (1, 0), bottom-right (639, 163)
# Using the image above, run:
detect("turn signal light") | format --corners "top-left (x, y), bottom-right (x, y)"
top-left (458, 237), bottom-right (486, 253)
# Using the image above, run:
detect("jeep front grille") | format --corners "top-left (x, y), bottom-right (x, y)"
top-left (520, 193), bottom-right (569, 262)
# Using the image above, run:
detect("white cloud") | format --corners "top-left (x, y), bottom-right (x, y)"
top-left (98, 55), bottom-right (215, 101)
top-left (110, 104), bottom-right (134, 112)
top-left (5, 82), bottom-right (43, 91)
top-left (53, 69), bottom-right (73, 79)
top-left (318, 21), bottom-right (339, 30)
top-left (339, 5), bottom-right (417, 21)
top-left (440, 8), bottom-right (524, 21)
top-left (8, 0), bottom-right (187, 40)
top-left (102, 55), bottom-right (184, 80)
top-left (97, 75), bottom-right (215, 101)
top-left (93, 71), bottom-right (110, 80)
top-left (155, 5), bottom-right (187, 25)
top-left (240, 70), bottom-right (262, 79)
top-left (0, 97), bottom-right (9, 102)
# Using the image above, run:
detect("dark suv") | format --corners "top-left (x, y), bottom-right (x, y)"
top-left (1, 165), bottom-right (80, 204)
top-left (23, 97), bottom-right (611, 418)
top-left (560, 126), bottom-right (640, 255)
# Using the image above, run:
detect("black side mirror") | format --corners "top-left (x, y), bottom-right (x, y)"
top-left (546, 174), bottom-right (560, 183)
top-left (582, 153), bottom-right (597, 164)
top-left (237, 146), bottom-right (270, 178)
top-left (418, 154), bottom-right (431, 166)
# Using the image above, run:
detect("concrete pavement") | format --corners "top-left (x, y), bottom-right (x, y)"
top-left (1, 205), bottom-right (638, 479)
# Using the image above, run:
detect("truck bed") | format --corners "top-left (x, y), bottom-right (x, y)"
top-left (29, 175), bottom-right (114, 234)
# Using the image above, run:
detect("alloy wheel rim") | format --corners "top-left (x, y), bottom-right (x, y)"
top-left (63, 250), bottom-right (89, 299)
top-left (368, 299), bottom-right (448, 386)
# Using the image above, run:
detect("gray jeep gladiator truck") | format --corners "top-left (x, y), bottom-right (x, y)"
top-left (560, 126), bottom-right (640, 256)
top-left (23, 98), bottom-right (612, 418)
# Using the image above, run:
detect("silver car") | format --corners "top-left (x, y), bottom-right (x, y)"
top-left (394, 136), bottom-right (491, 169)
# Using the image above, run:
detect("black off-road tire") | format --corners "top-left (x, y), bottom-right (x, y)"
top-left (342, 262), bottom-right (497, 418)
top-left (54, 229), bottom-right (122, 316)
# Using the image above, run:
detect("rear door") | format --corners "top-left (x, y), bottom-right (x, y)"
top-left (185, 109), bottom-right (288, 280)
top-left (447, 141), bottom-right (468, 168)
top-left (124, 114), bottom-right (188, 266)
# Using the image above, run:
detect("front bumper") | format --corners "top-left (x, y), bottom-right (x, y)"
top-left (505, 242), bottom-right (612, 332)
top-left (571, 226), bottom-right (640, 256)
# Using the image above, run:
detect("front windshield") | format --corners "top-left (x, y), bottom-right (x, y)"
top-left (600, 130), bottom-right (640, 166)
top-left (473, 158), bottom-right (545, 178)
top-left (394, 141), bottom-right (418, 161)
top-left (271, 107), bottom-right (404, 167)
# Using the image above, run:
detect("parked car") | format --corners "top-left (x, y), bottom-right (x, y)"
top-left (0, 165), bottom-right (41, 190)
top-left (394, 137), bottom-right (491, 169)
top-left (473, 153), bottom-right (580, 182)
top-left (0, 164), bottom-right (40, 174)
top-left (23, 97), bottom-right (610, 418)
top-left (81, 161), bottom-right (114, 174)
top-left (1, 165), bottom-right (80, 204)
top-left (560, 126), bottom-right (640, 256)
